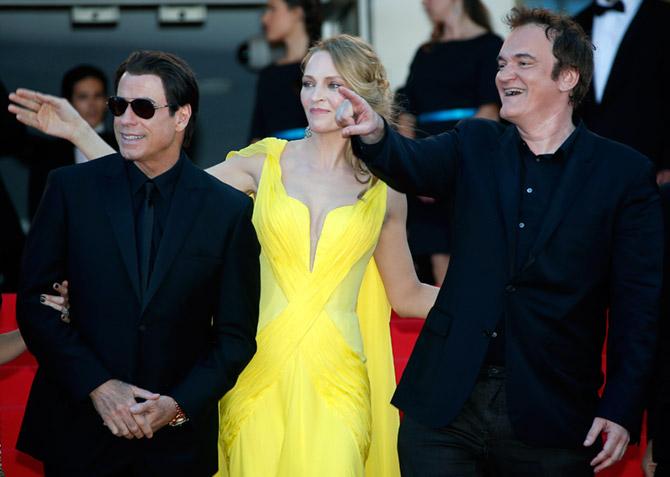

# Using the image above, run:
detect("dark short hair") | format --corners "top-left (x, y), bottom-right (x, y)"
top-left (61, 64), bottom-right (108, 101)
top-left (115, 50), bottom-right (199, 147)
top-left (505, 7), bottom-right (594, 106)
top-left (284, 0), bottom-right (322, 45)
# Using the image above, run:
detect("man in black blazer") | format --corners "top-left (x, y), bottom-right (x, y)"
top-left (28, 64), bottom-right (117, 218)
top-left (645, 183), bottom-right (670, 476)
top-left (574, 0), bottom-right (670, 184)
top-left (16, 51), bottom-right (260, 476)
top-left (339, 7), bottom-right (662, 476)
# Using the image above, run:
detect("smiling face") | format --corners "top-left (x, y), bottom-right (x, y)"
top-left (300, 50), bottom-right (348, 135)
top-left (114, 72), bottom-right (189, 168)
top-left (496, 23), bottom-right (572, 127)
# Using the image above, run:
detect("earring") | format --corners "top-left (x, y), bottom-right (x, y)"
top-left (304, 126), bottom-right (312, 138)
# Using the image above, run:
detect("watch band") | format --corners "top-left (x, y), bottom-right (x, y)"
top-left (168, 401), bottom-right (189, 427)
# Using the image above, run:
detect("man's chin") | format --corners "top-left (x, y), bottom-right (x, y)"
top-left (499, 107), bottom-right (517, 123)
top-left (119, 149), bottom-right (141, 161)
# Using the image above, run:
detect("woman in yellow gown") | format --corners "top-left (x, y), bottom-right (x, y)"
top-left (15, 35), bottom-right (438, 476)
top-left (208, 36), bottom-right (437, 475)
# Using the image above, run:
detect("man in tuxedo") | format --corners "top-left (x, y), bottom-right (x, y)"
top-left (574, 0), bottom-right (670, 184)
top-left (338, 7), bottom-right (662, 476)
top-left (16, 51), bottom-right (260, 476)
top-left (28, 64), bottom-right (117, 218)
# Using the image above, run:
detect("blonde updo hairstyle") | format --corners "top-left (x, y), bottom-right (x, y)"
top-left (302, 34), bottom-right (394, 186)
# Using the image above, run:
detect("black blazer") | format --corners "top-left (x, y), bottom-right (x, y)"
top-left (27, 130), bottom-right (117, 219)
top-left (16, 153), bottom-right (260, 474)
top-left (575, 0), bottom-right (670, 171)
top-left (353, 119), bottom-right (662, 448)
top-left (649, 184), bottom-right (670, 463)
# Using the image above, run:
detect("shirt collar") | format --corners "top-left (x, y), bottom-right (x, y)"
top-left (126, 154), bottom-right (184, 200)
top-left (517, 121), bottom-right (582, 161)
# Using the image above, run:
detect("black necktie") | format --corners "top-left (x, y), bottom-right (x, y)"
top-left (137, 181), bottom-right (155, 293)
top-left (593, 1), bottom-right (625, 16)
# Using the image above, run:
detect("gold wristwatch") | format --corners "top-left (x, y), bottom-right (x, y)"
top-left (168, 401), bottom-right (189, 427)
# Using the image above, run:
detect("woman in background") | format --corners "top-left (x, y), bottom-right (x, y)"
top-left (398, 0), bottom-right (502, 286)
top-left (249, 0), bottom-right (322, 142)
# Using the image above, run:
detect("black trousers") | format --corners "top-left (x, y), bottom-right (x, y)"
top-left (45, 464), bottom-right (212, 477)
top-left (44, 455), bottom-right (212, 477)
top-left (398, 366), bottom-right (596, 477)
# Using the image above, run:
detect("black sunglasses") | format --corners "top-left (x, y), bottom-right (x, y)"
top-left (107, 96), bottom-right (173, 119)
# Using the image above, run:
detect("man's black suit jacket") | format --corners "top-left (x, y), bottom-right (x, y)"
top-left (575, 0), bottom-right (670, 171)
top-left (16, 153), bottom-right (260, 474)
top-left (353, 119), bottom-right (662, 448)
top-left (649, 184), bottom-right (670, 463)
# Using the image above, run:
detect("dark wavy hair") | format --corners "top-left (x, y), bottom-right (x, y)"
top-left (115, 50), bottom-right (199, 147)
top-left (285, 0), bottom-right (322, 45)
top-left (505, 7), bottom-right (594, 106)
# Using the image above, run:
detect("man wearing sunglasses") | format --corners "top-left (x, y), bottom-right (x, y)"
top-left (14, 50), bottom-right (261, 476)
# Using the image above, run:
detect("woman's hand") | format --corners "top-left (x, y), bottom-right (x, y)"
top-left (40, 280), bottom-right (70, 323)
top-left (8, 88), bottom-right (88, 142)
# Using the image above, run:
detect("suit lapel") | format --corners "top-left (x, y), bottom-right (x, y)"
top-left (492, 126), bottom-right (522, 276)
top-left (523, 126), bottom-right (597, 271)
top-left (142, 156), bottom-right (208, 311)
top-left (102, 154), bottom-right (142, 302)
top-left (600, 1), bottom-right (648, 105)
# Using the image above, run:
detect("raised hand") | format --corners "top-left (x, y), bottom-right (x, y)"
top-left (89, 379), bottom-right (160, 439)
top-left (336, 86), bottom-right (385, 144)
top-left (584, 416), bottom-right (630, 473)
top-left (8, 88), bottom-right (87, 141)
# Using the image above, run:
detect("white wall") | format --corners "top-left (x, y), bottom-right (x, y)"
top-left (370, 0), bottom-right (515, 90)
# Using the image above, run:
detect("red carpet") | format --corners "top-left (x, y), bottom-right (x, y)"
top-left (0, 296), bottom-right (644, 476)
top-left (0, 294), bottom-right (42, 476)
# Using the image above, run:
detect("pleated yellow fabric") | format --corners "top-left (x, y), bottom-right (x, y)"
top-left (216, 138), bottom-right (400, 477)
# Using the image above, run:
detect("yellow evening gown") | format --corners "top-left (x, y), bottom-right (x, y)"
top-left (216, 138), bottom-right (400, 477)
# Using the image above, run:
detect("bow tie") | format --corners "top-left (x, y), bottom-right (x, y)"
top-left (593, 1), bottom-right (625, 16)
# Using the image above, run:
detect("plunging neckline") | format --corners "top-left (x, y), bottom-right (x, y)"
top-left (274, 150), bottom-right (373, 273)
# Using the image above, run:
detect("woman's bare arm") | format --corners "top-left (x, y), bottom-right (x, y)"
top-left (374, 188), bottom-right (439, 318)
top-left (474, 102), bottom-right (499, 121)
top-left (0, 329), bottom-right (26, 365)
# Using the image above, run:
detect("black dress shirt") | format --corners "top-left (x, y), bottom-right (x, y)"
top-left (126, 156), bottom-right (184, 282)
top-left (484, 127), bottom-right (579, 366)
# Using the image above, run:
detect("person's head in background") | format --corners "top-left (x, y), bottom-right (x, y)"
top-left (61, 65), bottom-right (108, 129)
top-left (423, 0), bottom-right (492, 41)
top-left (262, 0), bottom-right (322, 62)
